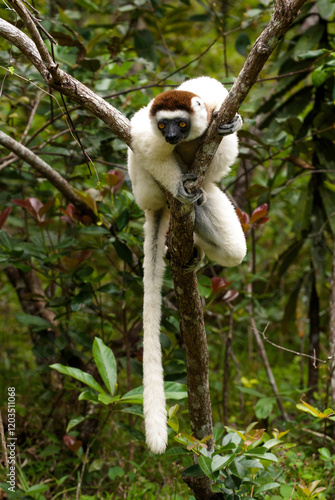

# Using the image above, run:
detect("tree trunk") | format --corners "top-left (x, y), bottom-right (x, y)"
top-left (329, 238), bottom-right (335, 441)
top-left (307, 267), bottom-right (320, 398)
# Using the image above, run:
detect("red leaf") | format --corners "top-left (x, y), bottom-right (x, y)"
top-left (253, 216), bottom-right (270, 227)
top-left (60, 204), bottom-right (81, 224)
top-left (236, 207), bottom-right (249, 225)
top-left (39, 198), bottom-right (55, 218)
top-left (12, 197), bottom-right (49, 223)
top-left (222, 289), bottom-right (239, 302)
top-left (250, 204), bottom-right (268, 224)
top-left (104, 169), bottom-right (125, 194)
top-left (211, 277), bottom-right (233, 295)
top-left (62, 249), bottom-right (93, 272)
top-left (63, 435), bottom-right (82, 452)
top-left (236, 208), bottom-right (250, 233)
top-left (0, 207), bottom-right (11, 229)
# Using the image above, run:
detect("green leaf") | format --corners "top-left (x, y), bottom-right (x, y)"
top-left (16, 313), bottom-right (51, 328)
top-left (318, 0), bottom-right (335, 20)
top-left (89, 458), bottom-right (105, 472)
top-left (312, 65), bottom-right (334, 87)
top-left (66, 415), bottom-right (86, 432)
top-left (244, 446), bottom-right (267, 456)
top-left (119, 382), bottom-right (187, 405)
top-left (119, 405), bottom-right (143, 417)
top-left (78, 391), bottom-right (99, 404)
top-left (293, 25), bottom-right (325, 59)
top-left (212, 454), bottom-right (236, 471)
top-left (93, 337), bottom-right (117, 395)
top-left (97, 282), bottom-right (122, 294)
top-left (117, 423), bottom-right (145, 442)
top-left (263, 438), bottom-right (282, 450)
top-left (320, 186), bottom-right (335, 233)
top-left (165, 446), bottom-right (190, 456)
top-left (260, 452), bottom-right (278, 462)
top-left (229, 459), bottom-right (246, 479)
top-left (133, 29), bottom-right (157, 64)
top-left (255, 397), bottom-right (276, 419)
top-left (74, 0), bottom-right (100, 12)
top-left (242, 458), bottom-right (264, 469)
top-left (70, 289), bottom-right (93, 311)
top-left (98, 393), bottom-right (120, 405)
top-left (235, 33), bottom-right (251, 57)
top-left (50, 363), bottom-right (106, 394)
top-left (213, 427), bottom-right (225, 444)
top-left (164, 382), bottom-right (188, 400)
top-left (79, 226), bottom-right (110, 235)
top-left (26, 484), bottom-right (49, 493)
top-left (75, 266), bottom-right (94, 279)
top-left (113, 238), bottom-right (133, 264)
top-left (119, 386), bottom-right (143, 404)
top-left (256, 482), bottom-right (280, 493)
top-left (116, 209), bottom-right (129, 231)
top-left (108, 466), bottom-right (125, 480)
top-left (188, 14), bottom-right (210, 21)
top-left (182, 464), bottom-right (204, 478)
top-left (198, 456), bottom-right (214, 479)
top-left (39, 445), bottom-right (61, 457)
top-left (296, 401), bottom-right (323, 417)
top-left (0, 229), bottom-right (14, 251)
top-left (318, 447), bottom-right (331, 460)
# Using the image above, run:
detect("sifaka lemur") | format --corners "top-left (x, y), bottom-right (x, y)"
top-left (128, 77), bottom-right (247, 453)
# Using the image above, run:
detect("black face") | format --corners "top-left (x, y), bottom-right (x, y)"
top-left (157, 118), bottom-right (190, 145)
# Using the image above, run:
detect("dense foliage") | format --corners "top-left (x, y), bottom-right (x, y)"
top-left (0, 0), bottom-right (334, 498)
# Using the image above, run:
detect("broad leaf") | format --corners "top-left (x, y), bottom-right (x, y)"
top-left (50, 363), bottom-right (105, 394)
top-left (93, 337), bottom-right (117, 395)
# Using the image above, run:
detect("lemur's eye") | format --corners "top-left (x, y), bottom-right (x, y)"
top-left (158, 123), bottom-right (165, 130)
top-left (179, 122), bottom-right (187, 128)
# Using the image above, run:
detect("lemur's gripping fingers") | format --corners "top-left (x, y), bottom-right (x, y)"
top-left (217, 113), bottom-right (243, 136)
top-left (176, 174), bottom-right (203, 205)
top-left (196, 190), bottom-right (207, 206)
top-left (183, 245), bottom-right (205, 272)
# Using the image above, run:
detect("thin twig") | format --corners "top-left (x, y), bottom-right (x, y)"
top-left (9, 0), bottom-right (53, 66)
top-left (75, 444), bottom-right (90, 500)
top-left (255, 322), bottom-right (331, 366)
top-left (20, 89), bottom-right (43, 144)
top-left (0, 411), bottom-right (9, 469)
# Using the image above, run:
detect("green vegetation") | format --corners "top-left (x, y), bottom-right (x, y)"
top-left (0, 0), bottom-right (334, 498)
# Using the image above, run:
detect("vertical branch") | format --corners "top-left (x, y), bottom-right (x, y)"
top-left (307, 266), bottom-right (320, 398)
top-left (223, 304), bottom-right (234, 425)
top-left (0, 411), bottom-right (9, 469)
top-left (168, 198), bottom-right (214, 500)
top-left (168, 199), bottom-right (213, 444)
top-left (329, 237), bottom-right (335, 406)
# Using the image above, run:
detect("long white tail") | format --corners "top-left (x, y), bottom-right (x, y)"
top-left (142, 208), bottom-right (170, 453)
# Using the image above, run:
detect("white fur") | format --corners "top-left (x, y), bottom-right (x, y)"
top-left (142, 209), bottom-right (170, 453)
top-left (127, 77), bottom-right (247, 454)
top-left (155, 109), bottom-right (190, 121)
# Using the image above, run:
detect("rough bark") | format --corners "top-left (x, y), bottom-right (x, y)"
top-left (329, 238), bottom-right (335, 406)
top-left (307, 268), bottom-right (320, 398)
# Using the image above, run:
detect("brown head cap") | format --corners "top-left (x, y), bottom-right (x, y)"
top-left (150, 90), bottom-right (198, 116)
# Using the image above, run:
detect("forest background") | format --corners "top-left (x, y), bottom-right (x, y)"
top-left (0, 0), bottom-right (334, 499)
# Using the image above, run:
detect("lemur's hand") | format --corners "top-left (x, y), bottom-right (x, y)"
top-left (217, 113), bottom-right (243, 136)
top-left (176, 173), bottom-right (204, 205)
